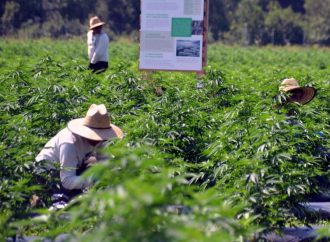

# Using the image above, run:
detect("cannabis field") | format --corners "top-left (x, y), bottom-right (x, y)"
top-left (0, 39), bottom-right (329, 241)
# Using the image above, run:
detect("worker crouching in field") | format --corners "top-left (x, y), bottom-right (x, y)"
top-left (279, 78), bottom-right (316, 105)
top-left (35, 104), bottom-right (123, 206)
top-left (87, 16), bottom-right (109, 73)
top-left (279, 78), bottom-right (330, 200)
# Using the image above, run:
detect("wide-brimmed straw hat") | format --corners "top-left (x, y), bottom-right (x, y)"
top-left (89, 16), bottom-right (105, 30)
top-left (279, 78), bottom-right (316, 105)
top-left (68, 104), bottom-right (123, 141)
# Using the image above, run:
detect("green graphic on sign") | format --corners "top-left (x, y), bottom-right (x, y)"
top-left (171, 18), bottom-right (192, 37)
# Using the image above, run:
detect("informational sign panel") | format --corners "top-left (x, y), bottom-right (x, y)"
top-left (139, 0), bottom-right (208, 72)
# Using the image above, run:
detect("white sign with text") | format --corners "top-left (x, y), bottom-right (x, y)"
top-left (140, 0), bottom-right (206, 71)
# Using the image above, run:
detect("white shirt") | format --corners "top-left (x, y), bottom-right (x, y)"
top-left (36, 128), bottom-right (100, 190)
top-left (87, 30), bottom-right (109, 64)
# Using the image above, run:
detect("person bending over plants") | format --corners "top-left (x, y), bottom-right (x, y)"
top-left (35, 104), bottom-right (123, 205)
top-left (278, 78), bottom-right (330, 201)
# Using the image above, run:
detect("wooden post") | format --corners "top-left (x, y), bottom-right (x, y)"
top-left (196, 0), bottom-right (209, 78)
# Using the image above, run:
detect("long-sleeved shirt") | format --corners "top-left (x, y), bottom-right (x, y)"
top-left (87, 30), bottom-right (109, 64)
top-left (36, 128), bottom-right (101, 190)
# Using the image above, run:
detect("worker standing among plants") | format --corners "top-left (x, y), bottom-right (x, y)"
top-left (87, 16), bottom-right (109, 73)
top-left (35, 104), bottom-right (123, 204)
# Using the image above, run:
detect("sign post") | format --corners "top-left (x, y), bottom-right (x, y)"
top-left (139, 0), bottom-right (209, 75)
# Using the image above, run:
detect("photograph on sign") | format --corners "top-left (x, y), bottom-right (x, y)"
top-left (139, 0), bottom-right (206, 71)
top-left (176, 40), bottom-right (201, 57)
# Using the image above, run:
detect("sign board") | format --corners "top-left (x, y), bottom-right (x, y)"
top-left (139, 0), bottom-right (209, 72)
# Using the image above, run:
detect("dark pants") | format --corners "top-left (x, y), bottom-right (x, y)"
top-left (89, 61), bottom-right (108, 73)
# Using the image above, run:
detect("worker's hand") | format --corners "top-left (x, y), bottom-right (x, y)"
top-left (84, 155), bottom-right (98, 167)
top-left (30, 194), bottom-right (40, 208)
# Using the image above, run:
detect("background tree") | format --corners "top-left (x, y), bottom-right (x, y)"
top-left (106, 0), bottom-right (140, 35)
top-left (230, 0), bottom-right (266, 45)
top-left (277, 0), bottom-right (305, 13)
top-left (265, 1), bottom-right (304, 45)
top-left (209, 0), bottom-right (240, 41)
top-left (304, 0), bottom-right (330, 45)
top-left (1, 1), bottom-right (20, 35)
top-left (0, 0), bottom-right (329, 46)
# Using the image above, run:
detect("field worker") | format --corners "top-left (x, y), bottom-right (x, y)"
top-left (87, 16), bottom-right (109, 73)
top-left (36, 104), bottom-right (123, 201)
top-left (279, 78), bottom-right (330, 201)
top-left (279, 78), bottom-right (316, 105)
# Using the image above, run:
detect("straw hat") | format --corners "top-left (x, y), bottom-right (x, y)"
top-left (89, 16), bottom-right (105, 30)
top-left (279, 78), bottom-right (316, 105)
top-left (68, 104), bottom-right (123, 141)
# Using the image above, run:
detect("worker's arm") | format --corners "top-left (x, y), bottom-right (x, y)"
top-left (87, 31), bottom-right (95, 62)
top-left (59, 143), bottom-right (92, 190)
